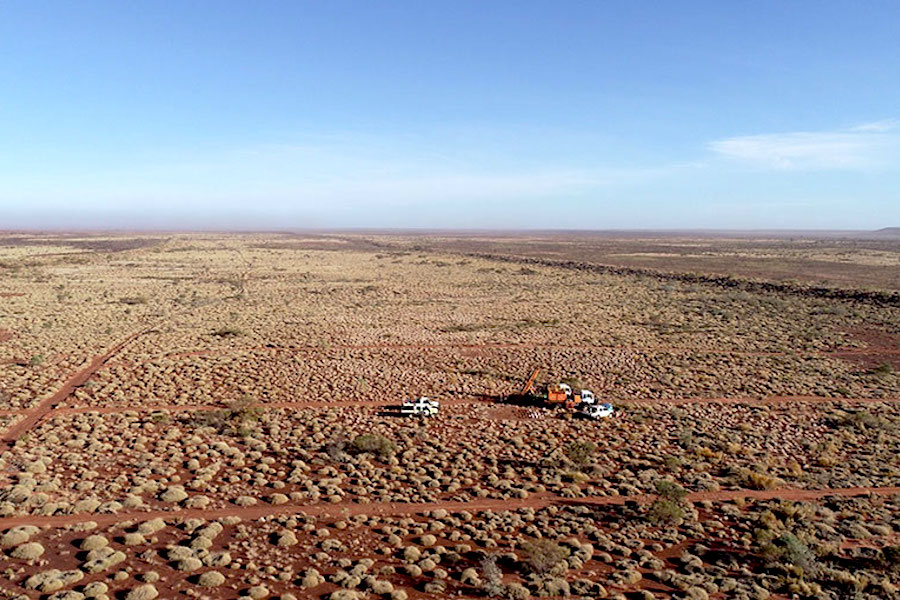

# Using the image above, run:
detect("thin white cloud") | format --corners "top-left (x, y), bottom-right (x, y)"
top-left (849, 119), bottom-right (898, 133)
top-left (1, 136), bottom-right (703, 213)
top-left (709, 121), bottom-right (898, 170)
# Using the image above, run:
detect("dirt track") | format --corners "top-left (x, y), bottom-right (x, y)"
top-left (1, 486), bottom-right (896, 530)
top-left (0, 328), bottom-right (149, 444)
top-left (1, 393), bottom-right (897, 421)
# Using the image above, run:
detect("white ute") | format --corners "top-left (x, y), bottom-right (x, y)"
top-left (581, 402), bottom-right (615, 419)
top-left (400, 397), bottom-right (439, 417)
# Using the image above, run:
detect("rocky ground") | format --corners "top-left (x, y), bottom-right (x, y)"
top-left (0, 233), bottom-right (898, 599)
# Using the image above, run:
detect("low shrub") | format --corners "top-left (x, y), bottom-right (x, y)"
top-left (648, 479), bottom-right (688, 524)
top-left (648, 498), bottom-right (685, 524)
top-left (655, 479), bottom-right (687, 501)
top-left (351, 434), bottom-right (397, 459)
top-left (193, 398), bottom-right (261, 436)
top-left (480, 555), bottom-right (503, 597)
top-left (211, 326), bottom-right (243, 337)
top-left (761, 532), bottom-right (818, 577)
top-left (882, 545), bottom-right (900, 571)
top-left (870, 362), bottom-right (894, 376)
top-left (519, 539), bottom-right (570, 574)
top-left (562, 440), bottom-right (597, 467)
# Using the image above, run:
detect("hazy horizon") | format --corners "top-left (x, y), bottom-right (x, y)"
top-left (2, 1), bottom-right (899, 229)
top-left (3, 226), bottom-right (898, 237)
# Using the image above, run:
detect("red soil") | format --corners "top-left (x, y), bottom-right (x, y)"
top-left (0, 328), bottom-right (149, 444)
top-left (1, 485), bottom-right (895, 530)
top-left (0, 393), bottom-right (896, 421)
top-left (838, 326), bottom-right (900, 371)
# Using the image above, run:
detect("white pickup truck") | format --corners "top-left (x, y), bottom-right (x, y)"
top-left (400, 397), bottom-right (439, 417)
top-left (581, 402), bottom-right (615, 419)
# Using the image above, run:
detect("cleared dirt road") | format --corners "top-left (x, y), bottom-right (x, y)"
top-left (1, 485), bottom-right (896, 530)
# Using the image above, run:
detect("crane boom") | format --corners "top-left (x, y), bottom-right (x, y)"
top-left (521, 368), bottom-right (540, 396)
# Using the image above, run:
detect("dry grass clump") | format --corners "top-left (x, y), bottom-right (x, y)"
top-left (125, 584), bottom-right (159, 600)
top-left (1, 525), bottom-right (39, 547)
top-left (351, 433), bottom-right (397, 459)
top-left (10, 541), bottom-right (44, 559)
top-left (79, 534), bottom-right (109, 550)
top-left (648, 480), bottom-right (688, 525)
top-left (197, 570), bottom-right (226, 586)
top-left (518, 538), bottom-right (570, 574)
top-left (25, 569), bottom-right (84, 592)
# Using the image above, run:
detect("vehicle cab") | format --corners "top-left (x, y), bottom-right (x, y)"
top-left (581, 402), bottom-right (614, 419)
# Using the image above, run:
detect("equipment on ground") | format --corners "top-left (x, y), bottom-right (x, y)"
top-left (580, 402), bottom-right (615, 419)
top-left (520, 368), bottom-right (540, 396)
top-left (547, 382), bottom-right (596, 409)
top-left (519, 368), bottom-right (609, 413)
top-left (400, 397), bottom-right (439, 417)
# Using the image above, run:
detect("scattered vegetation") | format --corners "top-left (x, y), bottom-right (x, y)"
top-left (870, 362), bottom-right (894, 376)
top-left (518, 539), bottom-right (570, 574)
top-left (211, 326), bottom-right (243, 337)
top-left (193, 397), bottom-right (262, 435)
top-left (562, 440), bottom-right (596, 467)
top-left (2, 233), bottom-right (899, 600)
top-left (648, 479), bottom-right (688, 524)
top-left (351, 433), bottom-right (397, 459)
top-left (760, 531), bottom-right (819, 577)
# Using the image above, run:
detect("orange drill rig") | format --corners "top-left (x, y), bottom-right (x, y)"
top-left (519, 368), bottom-right (597, 410)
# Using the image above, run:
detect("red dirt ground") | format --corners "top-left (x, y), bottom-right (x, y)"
top-left (0, 394), bottom-right (897, 421)
top-left (837, 326), bottom-right (900, 371)
top-left (1, 485), bottom-right (896, 530)
top-left (0, 328), bottom-right (149, 445)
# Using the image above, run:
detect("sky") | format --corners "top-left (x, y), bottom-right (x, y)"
top-left (1, 1), bottom-right (899, 230)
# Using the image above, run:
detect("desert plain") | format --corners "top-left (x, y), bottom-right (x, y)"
top-left (0, 231), bottom-right (898, 600)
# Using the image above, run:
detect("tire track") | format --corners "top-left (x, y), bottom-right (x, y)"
top-left (1, 486), bottom-right (896, 530)
top-left (0, 329), bottom-right (150, 444)
top-left (0, 394), bottom-right (896, 420)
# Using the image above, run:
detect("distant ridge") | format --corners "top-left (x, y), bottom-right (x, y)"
top-left (869, 227), bottom-right (900, 239)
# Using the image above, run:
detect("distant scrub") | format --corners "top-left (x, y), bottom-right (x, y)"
top-left (211, 326), bottom-right (243, 337)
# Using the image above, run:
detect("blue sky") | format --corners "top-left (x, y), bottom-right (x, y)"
top-left (1, 1), bottom-right (898, 230)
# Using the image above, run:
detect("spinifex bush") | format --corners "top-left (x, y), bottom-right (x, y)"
top-left (648, 479), bottom-right (688, 524)
top-left (519, 539), bottom-right (570, 574)
top-left (563, 440), bottom-right (597, 467)
top-left (761, 532), bottom-right (819, 577)
top-left (351, 433), bottom-right (397, 459)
